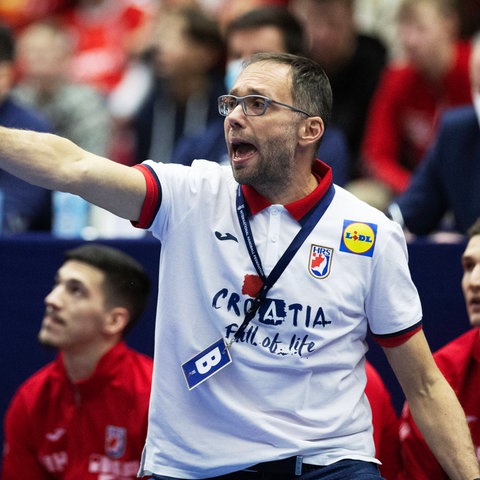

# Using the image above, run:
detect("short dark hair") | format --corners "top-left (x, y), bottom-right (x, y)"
top-left (243, 52), bottom-right (332, 127)
top-left (65, 244), bottom-right (151, 336)
top-left (225, 6), bottom-right (305, 55)
top-left (0, 24), bottom-right (14, 63)
top-left (180, 6), bottom-right (224, 52)
top-left (467, 218), bottom-right (480, 239)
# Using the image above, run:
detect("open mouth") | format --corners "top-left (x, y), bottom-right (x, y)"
top-left (232, 141), bottom-right (258, 161)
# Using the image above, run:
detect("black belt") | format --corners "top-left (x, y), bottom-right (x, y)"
top-left (245, 456), bottom-right (323, 476)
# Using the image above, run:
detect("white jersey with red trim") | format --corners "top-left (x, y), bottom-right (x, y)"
top-left (137, 159), bottom-right (422, 479)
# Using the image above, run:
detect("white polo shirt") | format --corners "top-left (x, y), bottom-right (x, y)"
top-left (135, 159), bottom-right (422, 479)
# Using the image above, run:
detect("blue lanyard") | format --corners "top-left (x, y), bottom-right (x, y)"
top-left (231, 183), bottom-right (335, 345)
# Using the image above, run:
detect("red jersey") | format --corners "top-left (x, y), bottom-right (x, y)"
top-left (1, 342), bottom-right (153, 480)
top-left (398, 328), bottom-right (480, 479)
top-left (361, 41), bottom-right (472, 193)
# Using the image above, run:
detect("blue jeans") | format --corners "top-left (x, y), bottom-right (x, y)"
top-left (150, 459), bottom-right (385, 479)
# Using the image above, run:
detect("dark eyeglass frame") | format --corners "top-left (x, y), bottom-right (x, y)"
top-left (218, 94), bottom-right (313, 117)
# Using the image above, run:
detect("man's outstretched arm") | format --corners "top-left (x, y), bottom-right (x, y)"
top-left (0, 127), bottom-right (146, 221)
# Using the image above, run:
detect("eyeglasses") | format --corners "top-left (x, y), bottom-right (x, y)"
top-left (218, 94), bottom-right (313, 117)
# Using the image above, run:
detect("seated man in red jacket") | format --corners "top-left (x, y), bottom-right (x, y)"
top-left (357, 0), bottom-right (472, 211)
top-left (398, 217), bottom-right (480, 479)
top-left (1, 244), bottom-right (153, 480)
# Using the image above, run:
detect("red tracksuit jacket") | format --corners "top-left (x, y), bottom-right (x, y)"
top-left (398, 328), bottom-right (480, 479)
top-left (1, 342), bottom-right (153, 480)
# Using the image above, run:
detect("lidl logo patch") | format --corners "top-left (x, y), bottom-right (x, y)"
top-left (339, 220), bottom-right (377, 257)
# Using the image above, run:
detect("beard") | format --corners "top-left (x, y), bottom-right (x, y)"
top-left (232, 125), bottom-right (298, 196)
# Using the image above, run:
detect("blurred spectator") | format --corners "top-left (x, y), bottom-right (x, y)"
top-left (0, 23), bottom-right (53, 235)
top-left (171, 5), bottom-right (351, 186)
top-left (290, 0), bottom-right (387, 178)
top-left (11, 19), bottom-right (147, 239)
top-left (59, 0), bottom-right (157, 96)
top-left (359, 0), bottom-right (471, 210)
top-left (0, 0), bottom-right (69, 31)
top-left (459, 0), bottom-right (480, 38)
top-left (13, 19), bottom-right (111, 156)
top-left (215, 0), bottom-right (278, 31)
top-left (388, 31), bottom-right (480, 237)
top-left (131, 5), bottom-right (226, 164)
top-left (354, 0), bottom-right (402, 59)
top-left (397, 217), bottom-right (480, 479)
top-left (225, 5), bottom-right (305, 60)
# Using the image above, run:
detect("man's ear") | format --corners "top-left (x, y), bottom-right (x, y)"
top-left (298, 116), bottom-right (324, 147)
top-left (103, 307), bottom-right (130, 337)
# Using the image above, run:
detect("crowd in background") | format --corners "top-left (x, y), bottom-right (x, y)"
top-left (1, 0), bottom-right (479, 239)
top-left (1, 1), bottom-right (480, 479)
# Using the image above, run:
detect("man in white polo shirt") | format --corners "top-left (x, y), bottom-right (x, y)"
top-left (0, 52), bottom-right (478, 480)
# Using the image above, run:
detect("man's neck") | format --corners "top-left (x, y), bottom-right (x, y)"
top-left (62, 341), bottom-right (116, 383)
top-left (257, 173), bottom-right (320, 205)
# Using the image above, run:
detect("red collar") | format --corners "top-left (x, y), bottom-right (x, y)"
top-left (241, 160), bottom-right (333, 221)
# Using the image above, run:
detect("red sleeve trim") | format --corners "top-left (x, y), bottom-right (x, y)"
top-left (372, 321), bottom-right (423, 348)
top-left (131, 164), bottom-right (161, 229)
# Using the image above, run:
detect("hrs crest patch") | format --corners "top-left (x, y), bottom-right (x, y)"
top-left (105, 425), bottom-right (126, 459)
top-left (309, 245), bottom-right (333, 279)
